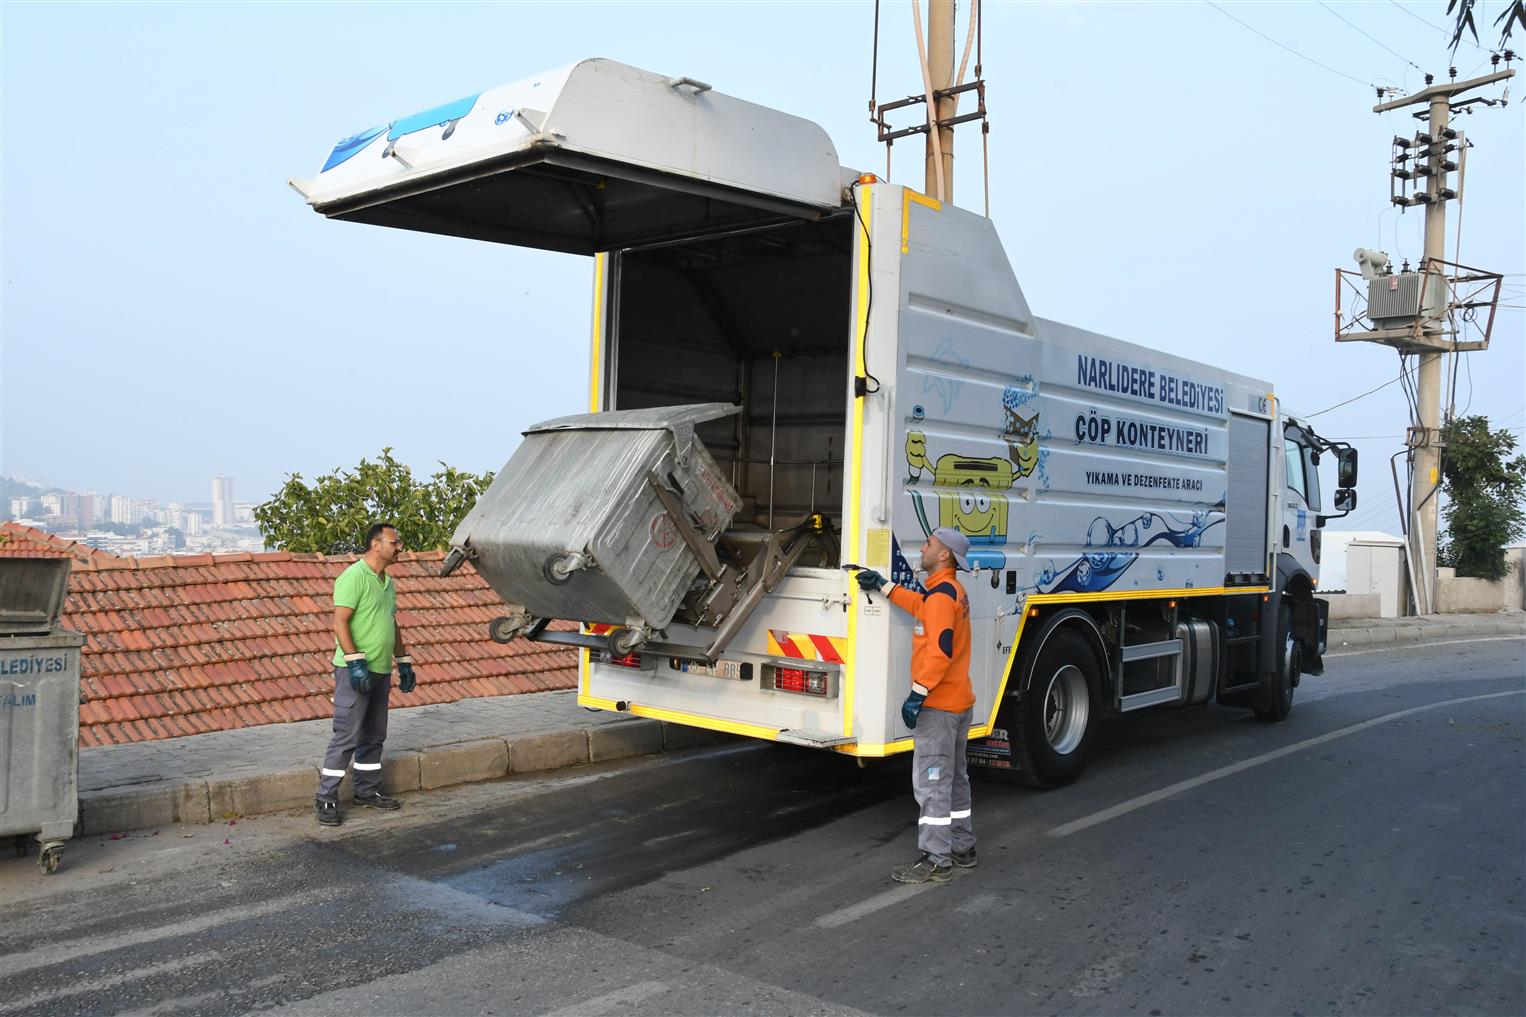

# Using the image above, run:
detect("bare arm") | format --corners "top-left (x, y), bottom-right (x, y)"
top-left (393, 626), bottom-right (407, 657)
top-left (334, 606), bottom-right (359, 657)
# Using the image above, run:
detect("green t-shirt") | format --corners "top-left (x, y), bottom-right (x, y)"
top-left (331, 560), bottom-right (397, 671)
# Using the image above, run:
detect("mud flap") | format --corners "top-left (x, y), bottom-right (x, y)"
top-left (1300, 598), bottom-right (1328, 677)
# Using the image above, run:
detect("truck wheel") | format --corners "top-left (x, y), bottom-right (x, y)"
top-left (1015, 628), bottom-right (1099, 787)
top-left (1256, 606), bottom-right (1298, 723)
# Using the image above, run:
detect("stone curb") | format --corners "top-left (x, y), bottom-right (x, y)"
top-left (78, 719), bottom-right (736, 838)
top-left (1327, 617), bottom-right (1525, 649)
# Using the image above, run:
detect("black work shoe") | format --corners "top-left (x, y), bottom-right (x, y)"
top-left (352, 792), bottom-right (402, 811)
top-left (952, 848), bottom-right (978, 869)
top-left (891, 853), bottom-right (952, 884)
top-left (315, 800), bottom-right (341, 827)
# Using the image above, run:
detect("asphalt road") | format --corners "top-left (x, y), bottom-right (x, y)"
top-left (2, 636), bottom-right (1522, 1017)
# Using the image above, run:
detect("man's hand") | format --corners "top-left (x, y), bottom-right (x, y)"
top-left (344, 654), bottom-right (371, 695)
top-left (396, 656), bottom-right (417, 694)
top-left (854, 568), bottom-right (887, 592)
top-left (900, 689), bottom-right (927, 729)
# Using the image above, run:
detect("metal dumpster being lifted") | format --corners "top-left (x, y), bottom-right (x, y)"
top-left (444, 403), bottom-right (838, 661)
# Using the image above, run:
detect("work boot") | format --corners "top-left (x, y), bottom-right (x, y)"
top-left (952, 847), bottom-right (978, 869)
top-left (352, 792), bottom-right (402, 811)
top-left (315, 799), bottom-right (341, 827)
top-left (891, 853), bottom-right (952, 884)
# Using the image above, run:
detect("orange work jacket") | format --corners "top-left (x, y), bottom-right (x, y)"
top-left (886, 568), bottom-right (975, 713)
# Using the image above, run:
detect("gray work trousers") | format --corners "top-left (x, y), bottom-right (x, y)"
top-left (316, 667), bottom-right (390, 802)
top-left (912, 705), bottom-right (975, 865)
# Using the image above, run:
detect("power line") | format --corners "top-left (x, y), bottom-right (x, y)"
top-left (1306, 361), bottom-right (1422, 417)
top-left (1387, 0), bottom-right (1492, 52)
top-left (1317, 0), bottom-right (1423, 71)
top-left (1205, 2), bottom-right (1374, 87)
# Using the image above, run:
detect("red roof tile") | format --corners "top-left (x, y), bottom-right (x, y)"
top-left (18, 530), bottom-right (581, 746)
top-left (0, 522), bottom-right (122, 562)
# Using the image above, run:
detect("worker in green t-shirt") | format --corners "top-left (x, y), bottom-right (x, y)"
top-left (314, 522), bottom-right (418, 826)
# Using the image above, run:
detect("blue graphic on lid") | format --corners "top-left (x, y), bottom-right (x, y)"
top-left (322, 124), bottom-right (387, 173)
top-left (320, 92), bottom-right (483, 174)
top-left (387, 93), bottom-right (480, 141)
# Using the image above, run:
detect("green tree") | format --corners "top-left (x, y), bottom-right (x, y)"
top-left (255, 449), bottom-right (495, 555)
top-left (1447, 0), bottom-right (1525, 56)
top-left (1436, 415), bottom-right (1526, 580)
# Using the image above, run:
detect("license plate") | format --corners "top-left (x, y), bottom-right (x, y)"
top-left (671, 658), bottom-right (742, 679)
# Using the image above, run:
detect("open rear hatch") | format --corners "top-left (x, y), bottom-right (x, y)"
top-left (291, 58), bottom-right (846, 254)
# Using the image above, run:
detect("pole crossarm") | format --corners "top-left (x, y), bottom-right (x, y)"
top-left (1372, 68), bottom-right (1515, 111)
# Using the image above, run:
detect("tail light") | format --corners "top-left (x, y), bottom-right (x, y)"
top-left (599, 652), bottom-right (644, 669)
top-left (763, 664), bottom-right (832, 697)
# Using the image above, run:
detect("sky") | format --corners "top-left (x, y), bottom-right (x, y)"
top-left (2, 1), bottom-right (1522, 536)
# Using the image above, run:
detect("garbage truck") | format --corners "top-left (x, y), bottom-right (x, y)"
top-left (292, 58), bottom-right (1358, 785)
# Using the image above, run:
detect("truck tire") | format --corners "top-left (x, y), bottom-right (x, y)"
top-left (1256, 605), bottom-right (1298, 722)
top-left (1014, 628), bottom-right (1099, 787)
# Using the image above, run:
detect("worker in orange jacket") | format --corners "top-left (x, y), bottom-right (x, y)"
top-left (856, 526), bottom-right (976, 883)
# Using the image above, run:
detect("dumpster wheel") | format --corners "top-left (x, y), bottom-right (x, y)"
top-left (489, 616), bottom-right (526, 644)
top-left (39, 843), bottom-right (63, 875)
top-left (607, 627), bottom-right (647, 657)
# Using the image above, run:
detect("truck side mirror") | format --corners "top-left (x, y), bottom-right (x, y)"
top-left (1334, 488), bottom-right (1357, 513)
top-left (1337, 448), bottom-right (1358, 488)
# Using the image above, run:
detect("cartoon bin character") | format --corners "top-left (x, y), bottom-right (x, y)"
top-left (932, 455), bottom-right (1013, 545)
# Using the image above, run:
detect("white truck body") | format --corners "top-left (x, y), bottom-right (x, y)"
top-left (297, 59), bottom-right (1342, 780)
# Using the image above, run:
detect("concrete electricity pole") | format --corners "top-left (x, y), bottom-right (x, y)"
top-left (1366, 66), bottom-right (1514, 614)
top-left (925, 0), bottom-right (956, 201)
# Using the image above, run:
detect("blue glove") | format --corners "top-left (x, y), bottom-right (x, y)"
top-left (855, 568), bottom-right (886, 592)
top-left (344, 655), bottom-right (371, 695)
top-left (901, 690), bottom-right (927, 729)
top-left (396, 656), bottom-right (416, 694)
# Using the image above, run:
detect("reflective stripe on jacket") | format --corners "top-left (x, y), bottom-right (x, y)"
top-left (886, 567), bottom-right (975, 713)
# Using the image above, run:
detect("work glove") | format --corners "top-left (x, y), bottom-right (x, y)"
top-left (901, 689), bottom-right (927, 729)
top-left (854, 568), bottom-right (887, 593)
top-left (343, 654), bottom-right (371, 695)
top-left (396, 656), bottom-right (417, 694)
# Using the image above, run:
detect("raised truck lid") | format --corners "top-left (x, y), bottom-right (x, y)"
top-left (291, 59), bottom-right (846, 254)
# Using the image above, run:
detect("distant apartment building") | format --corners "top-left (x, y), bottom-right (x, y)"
top-left (185, 512), bottom-right (204, 536)
top-left (40, 493), bottom-right (64, 515)
top-left (212, 476), bottom-right (234, 527)
top-left (110, 495), bottom-right (133, 524)
top-left (9, 497), bottom-right (32, 517)
top-left (164, 502), bottom-right (184, 529)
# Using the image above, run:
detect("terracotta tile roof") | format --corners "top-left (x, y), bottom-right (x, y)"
top-left (0, 521), bottom-right (122, 562)
top-left (27, 540), bottom-right (579, 746)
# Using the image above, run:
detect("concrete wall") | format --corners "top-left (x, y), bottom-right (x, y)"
top-left (1323, 592), bottom-right (1382, 620)
top-left (1436, 548), bottom-right (1524, 615)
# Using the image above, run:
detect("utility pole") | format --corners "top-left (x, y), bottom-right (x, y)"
top-left (1355, 65), bottom-right (1514, 615)
top-left (925, 0), bottom-right (956, 201)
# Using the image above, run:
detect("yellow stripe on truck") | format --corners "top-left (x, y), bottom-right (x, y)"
top-left (844, 182), bottom-right (874, 739)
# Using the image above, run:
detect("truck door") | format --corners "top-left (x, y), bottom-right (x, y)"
top-left (1280, 424), bottom-right (1322, 578)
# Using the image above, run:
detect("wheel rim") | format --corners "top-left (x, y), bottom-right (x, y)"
top-left (1041, 664), bottom-right (1090, 755)
top-left (1283, 633), bottom-right (1301, 702)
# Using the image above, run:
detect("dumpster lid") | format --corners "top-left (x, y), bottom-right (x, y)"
top-left (291, 59), bottom-right (846, 254)
top-left (0, 556), bottom-right (72, 635)
top-left (526, 403), bottom-right (740, 466)
top-left (526, 403), bottom-right (739, 436)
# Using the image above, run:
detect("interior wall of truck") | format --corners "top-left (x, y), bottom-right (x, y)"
top-left (609, 214), bottom-right (855, 547)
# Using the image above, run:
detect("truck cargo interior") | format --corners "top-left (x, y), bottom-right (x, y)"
top-left (610, 214), bottom-right (855, 555)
